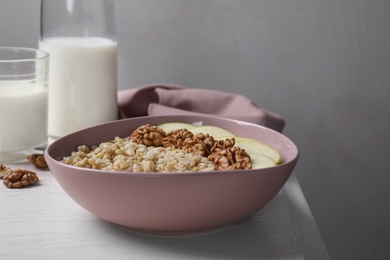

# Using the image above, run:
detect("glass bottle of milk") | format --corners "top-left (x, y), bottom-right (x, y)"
top-left (40, 0), bottom-right (118, 140)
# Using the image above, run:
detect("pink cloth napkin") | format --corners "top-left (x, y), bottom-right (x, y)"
top-left (118, 84), bottom-right (285, 132)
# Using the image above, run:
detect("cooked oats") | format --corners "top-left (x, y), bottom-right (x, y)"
top-left (61, 137), bottom-right (215, 173)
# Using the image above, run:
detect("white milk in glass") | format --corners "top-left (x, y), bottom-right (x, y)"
top-left (0, 83), bottom-right (48, 154)
top-left (39, 37), bottom-right (118, 139)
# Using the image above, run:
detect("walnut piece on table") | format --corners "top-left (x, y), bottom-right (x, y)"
top-left (3, 168), bottom-right (39, 188)
top-left (208, 138), bottom-right (252, 170)
top-left (130, 124), bottom-right (166, 147)
top-left (27, 154), bottom-right (48, 169)
top-left (0, 164), bottom-right (12, 179)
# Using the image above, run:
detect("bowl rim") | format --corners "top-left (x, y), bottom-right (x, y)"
top-left (45, 115), bottom-right (299, 178)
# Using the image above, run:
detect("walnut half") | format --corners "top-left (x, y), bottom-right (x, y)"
top-left (162, 130), bottom-right (216, 157)
top-left (130, 124), bottom-right (166, 147)
top-left (208, 138), bottom-right (252, 170)
top-left (3, 168), bottom-right (39, 188)
top-left (27, 154), bottom-right (48, 169)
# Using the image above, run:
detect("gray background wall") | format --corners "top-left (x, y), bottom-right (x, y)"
top-left (1, 0), bottom-right (389, 259)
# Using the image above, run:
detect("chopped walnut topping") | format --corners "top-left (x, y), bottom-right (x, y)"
top-left (0, 164), bottom-right (12, 179)
top-left (3, 168), bottom-right (39, 188)
top-left (208, 138), bottom-right (252, 170)
top-left (27, 154), bottom-right (48, 169)
top-left (130, 124), bottom-right (166, 147)
top-left (130, 124), bottom-right (252, 171)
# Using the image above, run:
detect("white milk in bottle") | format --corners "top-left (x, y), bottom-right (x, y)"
top-left (39, 37), bottom-right (118, 140)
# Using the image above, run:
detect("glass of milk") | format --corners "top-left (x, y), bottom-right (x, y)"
top-left (0, 47), bottom-right (49, 162)
top-left (40, 0), bottom-right (118, 141)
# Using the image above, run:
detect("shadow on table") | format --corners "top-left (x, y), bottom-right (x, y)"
top-left (96, 208), bottom-right (291, 259)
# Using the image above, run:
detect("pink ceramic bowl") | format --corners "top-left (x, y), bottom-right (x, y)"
top-left (45, 115), bottom-right (299, 234)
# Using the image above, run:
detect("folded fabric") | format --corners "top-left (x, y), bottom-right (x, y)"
top-left (118, 84), bottom-right (285, 132)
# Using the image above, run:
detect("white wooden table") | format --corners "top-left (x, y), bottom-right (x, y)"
top-left (0, 162), bottom-right (329, 260)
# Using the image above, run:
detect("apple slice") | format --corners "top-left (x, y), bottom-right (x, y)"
top-left (157, 122), bottom-right (196, 133)
top-left (215, 136), bottom-right (250, 141)
top-left (234, 138), bottom-right (280, 164)
top-left (250, 154), bottom-right (277, 169)
top-left (189, 125), bottom-right (235, 138)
